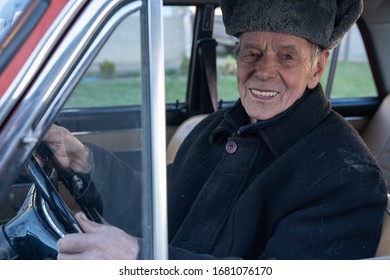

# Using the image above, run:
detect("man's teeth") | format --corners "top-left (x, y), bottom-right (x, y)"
top-left (251, 89), bottom-right (278, 97)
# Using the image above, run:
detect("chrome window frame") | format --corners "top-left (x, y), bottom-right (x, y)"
top-left (140, 0), bottom-right (168, 260)
top-left (0, 0), bottom-right (85, 124)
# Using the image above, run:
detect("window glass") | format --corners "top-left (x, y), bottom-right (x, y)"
top-left (322, 24), bottom-right (376, 99)
top-left (65, 12), bottom-right (142, 108)
top-left (213, 7), bottom-right (239, 103)
top-left (1, 7), bottom-right (151, 259)
top-left (66, 6), bottom-right (192, 108)
top-left (63, 10), bottom-right (146, 254)
top-left (163, 6), bottom-right (193, 104)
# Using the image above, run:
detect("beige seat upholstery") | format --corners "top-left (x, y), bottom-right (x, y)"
top-left (166, 114), bottom-right (208, 164)
top-left (361, 94), bottom-right (390, 257)
top-left (361, 94), bottom-right (390, 190)
top-left (375, 194), bottom-right (390, 257)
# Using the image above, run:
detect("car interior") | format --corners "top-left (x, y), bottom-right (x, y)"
top-left (166, 0), bottom-right (390, 187)
top-left (164, 0), bottom-right (390, 258)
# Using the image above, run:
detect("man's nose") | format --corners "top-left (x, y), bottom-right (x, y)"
top-left (254, 56), bottom-right (277, 80)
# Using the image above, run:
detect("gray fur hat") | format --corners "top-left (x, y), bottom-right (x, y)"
top-left (220, 0), bottom-right (363, 49)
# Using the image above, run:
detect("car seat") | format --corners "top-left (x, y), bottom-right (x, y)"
top-left (361, 93), bottom-right (390, 190)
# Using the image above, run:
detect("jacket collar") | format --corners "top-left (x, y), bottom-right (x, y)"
top-left (210, 84), bottom-right (331, 157)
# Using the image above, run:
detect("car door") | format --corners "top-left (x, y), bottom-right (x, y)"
top-left (0, 0), bottom-right (167, 260)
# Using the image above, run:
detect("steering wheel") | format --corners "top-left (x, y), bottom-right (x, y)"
top-left (0, 143), bottom-right (101, 259)
top-left (34, 142), bottom-right (103, 223)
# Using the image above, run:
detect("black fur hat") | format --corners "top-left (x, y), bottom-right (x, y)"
top-left (220, 0), bottom-right (363, 49)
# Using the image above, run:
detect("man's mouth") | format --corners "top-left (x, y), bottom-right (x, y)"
top-left (250, 89), bottom-right (279, 97)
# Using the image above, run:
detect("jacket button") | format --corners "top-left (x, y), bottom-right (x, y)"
top-left (226, 140), bottom-right (237, 154)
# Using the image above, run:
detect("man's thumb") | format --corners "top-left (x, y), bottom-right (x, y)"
top-left (74, 212), bottom-right (102, 233)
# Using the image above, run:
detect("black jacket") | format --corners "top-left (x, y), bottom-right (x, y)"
top-left (167, 85), bottom-right (387, 259)
top-left (89, 84), bottom-right (387, 260)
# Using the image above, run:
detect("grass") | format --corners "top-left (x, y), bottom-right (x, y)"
top-left (65, 77), bottom-right (142, 107)
top-left (321, 61), bottom-right (376, 97)
top-left (65, 74), bottom-right (188, 108)
top-left (65, 61), bottom-right (376, 108)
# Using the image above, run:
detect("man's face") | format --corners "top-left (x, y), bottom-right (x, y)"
top-left (236, 31), bottom-right (329, 121)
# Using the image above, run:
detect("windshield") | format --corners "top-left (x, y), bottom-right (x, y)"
top-left (0, 0), bottom-right (33, 48)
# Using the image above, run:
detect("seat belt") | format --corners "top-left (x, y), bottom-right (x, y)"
top-left (197, 38), bottom-right (218, 113)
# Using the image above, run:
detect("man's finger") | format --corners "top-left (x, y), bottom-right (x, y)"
top-left (57, 234), bottom-right (88, 254)
top-left (75, 212), bottom-right (103, 233)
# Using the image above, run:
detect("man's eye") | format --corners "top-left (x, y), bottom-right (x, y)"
top-left (239, 51), bottom-right (260, 62)
top-left (282, 54), bottom-right (293, 60)
top-left (248, 52), bottom-right (260, 59)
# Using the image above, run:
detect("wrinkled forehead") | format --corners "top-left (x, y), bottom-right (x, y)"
top-left (238, 31), bottom-right (315, 53)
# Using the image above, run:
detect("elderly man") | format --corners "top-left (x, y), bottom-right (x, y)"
top-left (45, 0), bottom-right (387, 259)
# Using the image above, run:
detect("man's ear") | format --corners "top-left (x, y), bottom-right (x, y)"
top-left (308, 50), bottom-right (330, 89)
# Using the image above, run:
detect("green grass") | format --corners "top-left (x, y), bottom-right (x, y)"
top-left (65, 74), bottom-right (188, 108)
top-left (321, 61), bottom-right (376, 98)
top-left (65, 77), bottom-right (142, 107)
top-left (65, 61), bottom-right (376, 108)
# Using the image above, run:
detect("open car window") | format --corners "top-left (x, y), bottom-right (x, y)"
top-left (0, 0), bottom-right (167, 260)
top-left (322, 24), bottom-right (376, 99)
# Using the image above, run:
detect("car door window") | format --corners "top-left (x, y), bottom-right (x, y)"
top-left (0, 1), bottom-right (166, 260)
top-left (163, 6), bottom-right (193, 104)
top-left (213, 7), bottom-right (240, 103)
top-left (322, 24), bottom-right (377, 99)
top-left (65, 12), bottom-right (142, 108)
top-left (59, 10), bottom-right (144, 236)
top-left (66, 6), bottom-right (193, 109)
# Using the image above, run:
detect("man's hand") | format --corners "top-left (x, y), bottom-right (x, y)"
top-left (43, 124), bottom-right (92, 173)
top-left (57, 212), bottom-right (140, 260)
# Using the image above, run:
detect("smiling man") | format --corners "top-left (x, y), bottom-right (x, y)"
top-left (45, 0), bottom-right (388, 260)
top-left (165, 0), bottom-right (387, 259)
top-left (235, 32), bottom-right (329, 121)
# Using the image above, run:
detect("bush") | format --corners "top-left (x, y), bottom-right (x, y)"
top-left (179, 56), bottom-right (190, 76)
top-left (99, 60), bottom-right (116, 79)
